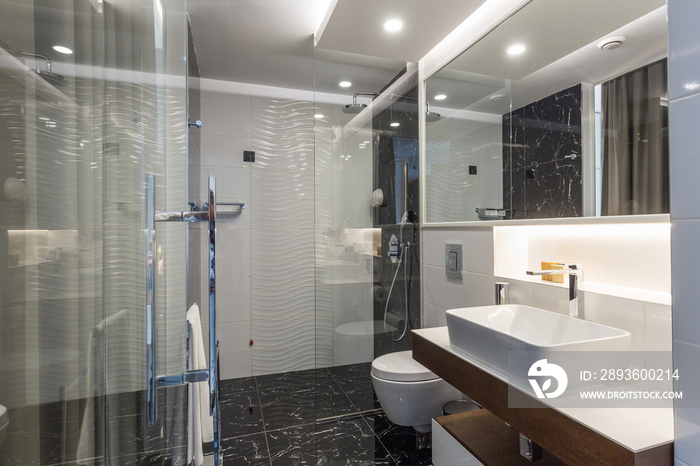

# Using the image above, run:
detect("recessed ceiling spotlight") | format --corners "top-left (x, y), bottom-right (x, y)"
top-left (434, 94), bottom-right (447, 101)
top-left (598, 36), bottom-right (626, 51)
top-left (685, 82), bottom-right (700, 91)
top-left (339, 81), bottom-right (352, 88)
top-left (314, 113), bottom-right (325, 119)
top-left (390, 122), bottom-right (400, 127)
top-left (507, 44), bottom-right (526, 55)
top-left (53, 45), bottom-right (73, 54)
top-left (490, 94), bottom-right (506, 102)
top-left (384, 19), bottom-right (403, 32)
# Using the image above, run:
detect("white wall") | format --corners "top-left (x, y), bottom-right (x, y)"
top-left (194, 78), bottom-right (375, 378)
top-left (421, 224), bottom-right (672, 355)
top-left (668, 1), bottom-right (700, 463)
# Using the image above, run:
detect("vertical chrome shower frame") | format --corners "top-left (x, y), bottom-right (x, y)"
top-left (146, 174), bottom-right (223, 464)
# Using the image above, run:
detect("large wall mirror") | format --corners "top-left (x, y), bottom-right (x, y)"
top-left (424, 0), bottom-right (668, 222)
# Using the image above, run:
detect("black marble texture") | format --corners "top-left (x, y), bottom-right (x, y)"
top-left (216, 363), bottom-right (433, 465)
top-left (503, 84), bottom-right (583, 219)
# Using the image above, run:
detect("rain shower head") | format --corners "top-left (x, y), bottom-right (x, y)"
top-left (342, 91), bottom-right (378, 114)
top-left (20, 52), bottom-right (68, 87)
top-left (342, 103), bottom-right (367, 114)
top-left (425, 102), bottom-right (441, 122)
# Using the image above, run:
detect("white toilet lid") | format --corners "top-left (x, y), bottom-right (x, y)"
top-left (371, 350), bottom-right (439, 382)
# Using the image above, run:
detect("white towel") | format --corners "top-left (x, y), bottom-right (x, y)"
top-left (187, 303), bottom-right (214, 466)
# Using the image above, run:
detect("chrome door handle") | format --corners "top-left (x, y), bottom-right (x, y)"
top-left (145, 176), bottom-right (222, 441)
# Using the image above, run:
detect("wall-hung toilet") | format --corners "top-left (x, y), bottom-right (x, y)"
top-left (0, 405), bottom-right (8, 451)
top-left (371, 351), bottom-right (462, 433)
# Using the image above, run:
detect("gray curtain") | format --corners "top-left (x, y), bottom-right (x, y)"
top-left (601, 59), bottom-right (669, 215)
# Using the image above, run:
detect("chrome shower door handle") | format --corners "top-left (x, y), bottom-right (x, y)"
top-left (145, 175), bottom-right (224, 463)
top-left (146, 174), bottom-right (158, 426)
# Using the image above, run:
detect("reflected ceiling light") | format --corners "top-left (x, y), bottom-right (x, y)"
top-left (53, 45), bottom-right (73, 54)
top-left (434, 94), bottom-right (447, 101)
top-left (314, 113), bottom-right (324, 119)
top-left (339, 81), bottom-right (352, 88)
top-left (507, 44), bottom-right (526, 55)
top-left (598, 36), bottom-right (626, 51)
top-left (684, 82), bottom-right (700, 91)
top-left (384, 19), bottom-right (403, 32)
top-left (390, 122), bottom-right (400, 127)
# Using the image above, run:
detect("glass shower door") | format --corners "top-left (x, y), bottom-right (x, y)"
top-left (0, 0), bottom-right (191, 464)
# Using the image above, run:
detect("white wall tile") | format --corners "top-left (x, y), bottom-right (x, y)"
top-left (670, 95), bottom-right (700, 219)
top-left (218, 321), bottom-right (252, 354)
top-left (668, 0), bottom-right (700, 101)
top-left (218, 291), bottom-right (252, 323)
top-left (498, 278), bottom-right (569, 315)
top-left (252, 167), bottom-right (314, 200)
top-left (216, 259), bottom-right (251, 292)
top-left (216, 228), bottom-right (251, 261)
top-left (252, 345), bottom-right (315, 376)
top-left (585, 293), bottom-right (645, 351)
top-left (252, 199), bottom-right (314, 230)
top-left (201, 135), bottom-right (252, 168)
top-left (251, 315), bottom-right (315, 349)
top-left (672, 220), bottom-right (700, 346)
top-left (219, 351), bottom-right (252, 380)
top-left (201, 102), bottom-right (251, 138)
top-left (333, 172), bottom-right (372, 201)
top-left (422, 228), bottom-right (493, 274)
top-left (673, 340), bottom-right (700, 464)
top-left (423, 265), bottom-right (494, 310)
top-left (251, 228), bottom-right (314, 259)
top-left (251, 286), bottom-right (315, 319)
top-left (251, 256), bottom-right (315, 290)
top-left (332, 200), bottom-right (372, 228)
top-left (645, 303), bottom-right (672, 352)
top-left (423, 301), bottom-right (448, 328)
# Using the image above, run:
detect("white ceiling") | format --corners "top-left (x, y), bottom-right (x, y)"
top-left (427, 1), bottom-right (668, 114)
top-left (186, 0), bottom-right (486, 95)
top-left (315, 0), bottom-right (486, 63)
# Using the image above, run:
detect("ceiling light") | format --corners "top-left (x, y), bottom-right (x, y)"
top-left (685, 82), bottom-right (700, 91)
top-left (507, 44), bottom-right (525, 55)
top-left (598, 36), bottom-right (626, 51)
top-left (384, 19), bottom-right (403, 32)
top-left (314, 114), bottom-right (324, 119)
top-left (339, 81), bottom-right (352, 88)
top-left (390, 122), bottom-right (400, 127)
top-left (490, 94), bottom-right (506, 102)
top-left (434, 94), bottom-right (447, 101)
top-left (53, 45), bottom-right (73, 54)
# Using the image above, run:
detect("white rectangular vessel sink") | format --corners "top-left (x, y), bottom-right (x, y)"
top-left (446, 305), bottom-right (631, 375)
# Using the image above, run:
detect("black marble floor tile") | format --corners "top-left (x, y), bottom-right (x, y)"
top-left (220, 376), bottom-right (258, 398)
top-left (221, 432), bottom-right (270, 466)
top-left (220, 392), bottom-right (265, 439)
top-left (256, 368), bottom-right (336, 398)
top-left (267, 417), bottom-right (395, 465)
top-left (260, 388), bottom-right (356, 431)
top-left (328, 362), bottom-right (372, 382)
top-left (363, 413), bottom-right (432, 466)
top-left (341, 378), bottom-right (382, 412)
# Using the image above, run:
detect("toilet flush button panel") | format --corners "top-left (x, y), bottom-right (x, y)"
top-left (445, 244), bottom-right (462, 279)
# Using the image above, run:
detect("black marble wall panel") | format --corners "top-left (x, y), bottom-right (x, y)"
top-left (371, 79), bottom-right (421, 359)
top-left (503, 84), bottom-right (583, 219)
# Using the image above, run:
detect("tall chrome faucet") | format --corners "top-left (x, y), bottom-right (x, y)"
top-left (526, 263), bottom-right (583, 318)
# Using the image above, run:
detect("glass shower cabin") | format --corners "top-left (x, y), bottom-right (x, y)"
top-left (0, 1), bottom-right (203, 464)
top-left (314, 62), bottom-right (420, 376)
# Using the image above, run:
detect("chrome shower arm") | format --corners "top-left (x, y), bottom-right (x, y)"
top-left (20, 51), bottom-right (52, 72)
